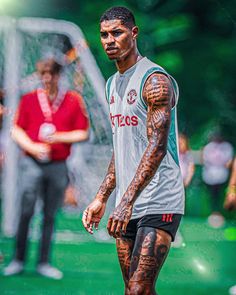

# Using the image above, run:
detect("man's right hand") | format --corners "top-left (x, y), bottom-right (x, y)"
top-left (82, 198), bottom-right (106, 234)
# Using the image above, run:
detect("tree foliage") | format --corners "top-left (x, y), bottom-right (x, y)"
top-left (1, 0), bottom-right (235, 147)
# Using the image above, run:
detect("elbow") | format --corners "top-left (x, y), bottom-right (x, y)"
top-left (150, 145), bottom-right (167, 164)
top-left (10, 127), bottom-right (14, 139)
top-left (10, 125), bottom-right (17, 140)
top-left (154, 143), bottom-right (167, 163)
top-left (158, 137), bottom-right (168, 160)
top-left (81, 129), bottom-right (89, 141)
top-left (159, 149), bottom-right (167, 161)
top-left (84, 132), bottom-right (89, 141)
top-left (149, 134), bottom-right (168, 162)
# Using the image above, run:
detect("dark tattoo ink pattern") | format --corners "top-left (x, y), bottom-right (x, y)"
top-left (96, 153), bottom-right (116, 202)
top-left (124, 73), bottom-right (173, 205)
top-left (116, 238), bottom-right (134, 287)
top-left (109, 198), bottom-right (133, 226)
top-left (127, 227), bottom-right (171, 295)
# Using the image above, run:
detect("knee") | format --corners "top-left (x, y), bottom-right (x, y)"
top-left (19, 213), bottom-right (33, 224)
top-left (127, 282), bottom-right (147, 295)
top-left (20, 206), bottom-right (34, 221)
top-left (43, 213), bottom-right (55, 225)
top-left (20, 192), bottom-right (36, 219)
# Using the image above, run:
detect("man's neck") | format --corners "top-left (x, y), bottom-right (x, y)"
top-left (45, 86), bottom-right (58, 101)
top-left (116, 51), bottom-right (142, 74)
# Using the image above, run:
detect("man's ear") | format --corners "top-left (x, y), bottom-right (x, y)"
top-left (132, 26), bottom-right (139, 40)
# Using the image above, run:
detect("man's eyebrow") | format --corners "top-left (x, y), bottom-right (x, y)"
top-left (111, 25), bottom-right (125, 30)
top-left (100, 28), bottom-right (123, 35)
top-left (101, 25), bottom-right (123, 31)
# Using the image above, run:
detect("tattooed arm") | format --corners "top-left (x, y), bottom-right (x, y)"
top-left (107, 73), bottom-right (173, 238)
top-left (82, 153), bottom-right (116, 234)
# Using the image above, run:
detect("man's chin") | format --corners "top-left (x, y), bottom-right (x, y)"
top-left (107, 55), bottom-right (117, 60)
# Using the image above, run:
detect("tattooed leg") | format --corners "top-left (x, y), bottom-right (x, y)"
top-left (127, 227), bottom-right (171, 295)
top-left (116, 237), bottom-right (135, 293)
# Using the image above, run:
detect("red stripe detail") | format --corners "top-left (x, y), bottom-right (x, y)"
top-left (162, 214), bottom-right (166, 222)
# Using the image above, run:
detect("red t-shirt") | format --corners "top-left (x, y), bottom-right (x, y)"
top-left (15, 90), bottom-right (89, 160)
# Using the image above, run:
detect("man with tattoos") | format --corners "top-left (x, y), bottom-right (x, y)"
top-left (82, 6), bottom-right (184, 295)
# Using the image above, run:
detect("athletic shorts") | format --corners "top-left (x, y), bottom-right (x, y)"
top-left (122, 214), bottom-right (182, 242)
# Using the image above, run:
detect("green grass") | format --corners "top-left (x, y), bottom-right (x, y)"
top-left (1, 212), bottom-right (236, 295)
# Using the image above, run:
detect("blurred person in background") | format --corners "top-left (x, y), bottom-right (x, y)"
top-left (0, 89), bottom-right (6, 170)
top-left (83, 6), bottom-right (184, 294)
top-left (172, 133), bottom-right (195, 248)
top-left (3, 58), bottom-right (89, 279)
top-left (63, 172), bottom-right (79, 208)
top-left (178, 133), bottom-right (195, 188)
top-left (202, 133), bottom-right (233, 228)
top-left (224, 156), bottom-right (236, 295)
top-left (0, 89), bottom-right (7, 264)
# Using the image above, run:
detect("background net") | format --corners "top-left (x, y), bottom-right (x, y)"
top-left (0, 25), bottom-right (114, 231)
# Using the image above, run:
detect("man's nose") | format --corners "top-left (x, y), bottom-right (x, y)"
top-left (43, 73), bottom-right (52, 82)
top-left (106, 34), bottom-right (115, 45)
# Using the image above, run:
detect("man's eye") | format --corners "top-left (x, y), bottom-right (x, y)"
top-left (113, 31), bottom-right (122, 36)
top-left (101, 32), bottom-right (108, 38)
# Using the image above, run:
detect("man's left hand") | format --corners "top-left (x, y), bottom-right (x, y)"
top-left (107, 200), bottom-right (133, 238)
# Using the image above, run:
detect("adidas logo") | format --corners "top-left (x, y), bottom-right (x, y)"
top-left (110, 96), bottom-right (115, 104)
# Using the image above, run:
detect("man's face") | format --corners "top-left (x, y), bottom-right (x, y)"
top-left (100, 19), bottom-right (138, 60)
top-left (37, 62), bottom-right (60, 90)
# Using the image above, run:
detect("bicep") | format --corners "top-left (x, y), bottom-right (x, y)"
top-left (143, 73), bottom-right (173, 140)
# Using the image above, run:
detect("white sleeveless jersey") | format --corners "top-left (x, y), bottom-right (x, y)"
top-left (106, 57), bottom-right (185, 219)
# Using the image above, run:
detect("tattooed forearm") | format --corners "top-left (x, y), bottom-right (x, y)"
top-left (96, 153), bottom-right (116, 202)
top-left (124, 73), bottom-right (173, 204)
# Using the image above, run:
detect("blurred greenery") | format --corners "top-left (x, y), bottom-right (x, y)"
top-left (0, 0), bottom-right (235, 146)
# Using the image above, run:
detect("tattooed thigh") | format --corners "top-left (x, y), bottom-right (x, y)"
top-left (129, 227), bottom-right (171, 285)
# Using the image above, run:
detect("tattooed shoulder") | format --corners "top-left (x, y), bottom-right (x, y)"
top-left (143, 73), bottom-right (174, 108)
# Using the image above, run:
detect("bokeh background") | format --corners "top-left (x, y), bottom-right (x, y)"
top-left (0, 0), bottom-right (236, 294)
top-left (1, 0), bottom-right (236, 145)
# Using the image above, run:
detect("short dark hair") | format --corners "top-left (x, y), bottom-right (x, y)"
top-left (100, 6), bottom-right (136, 29)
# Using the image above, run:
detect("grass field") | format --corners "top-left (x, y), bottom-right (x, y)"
top-left (1, 211), bottom-right (236, 295)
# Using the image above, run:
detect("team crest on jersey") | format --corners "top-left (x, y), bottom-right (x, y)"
top-left (127, 89), bottom-right (137, 105)
top-left (110, 95), bottom-right (115, 104)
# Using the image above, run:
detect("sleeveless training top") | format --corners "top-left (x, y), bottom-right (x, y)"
top-left (106, 57), bottom-right (185, 219)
